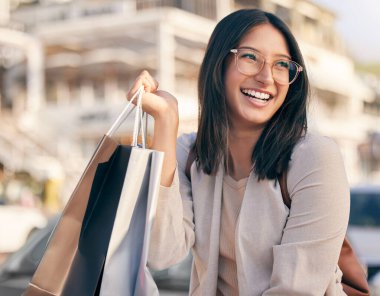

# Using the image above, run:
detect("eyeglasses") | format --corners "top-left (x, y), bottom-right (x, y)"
top-left (230, 48), bottom-right (303, 85)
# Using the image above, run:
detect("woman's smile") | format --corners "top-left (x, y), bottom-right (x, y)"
top-left (241, 88), bottom-right (273, 102)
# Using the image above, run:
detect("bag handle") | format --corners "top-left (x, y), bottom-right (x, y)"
top-left (132, 86), bottom-right (145, 148)
top-left (106, 86), bottom-right (147, 148)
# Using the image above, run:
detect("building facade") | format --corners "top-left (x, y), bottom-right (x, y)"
top-left (0, 0), bottom-right (379, 203)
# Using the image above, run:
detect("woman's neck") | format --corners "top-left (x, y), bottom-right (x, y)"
top-left (227, 126), bottom-right (263, 181)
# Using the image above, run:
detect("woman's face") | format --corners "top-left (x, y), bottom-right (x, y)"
top-left (224, 24), bottom-right (290, 130)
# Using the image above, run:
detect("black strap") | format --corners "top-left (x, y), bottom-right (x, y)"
top-left (279, 171), bottom-right (291, 209)
top-left (185, 148), bottom-right (196, 181)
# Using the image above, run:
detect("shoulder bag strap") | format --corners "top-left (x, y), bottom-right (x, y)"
top-left (185, 148), bottom-right (196, 181)
top-left (278, 171), bottom-right (291, 209)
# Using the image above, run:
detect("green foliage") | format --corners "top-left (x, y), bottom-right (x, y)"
top-left (355, 63), bottom-right (380, 77)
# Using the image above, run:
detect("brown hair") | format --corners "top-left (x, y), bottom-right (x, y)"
top-left (195, 9), bottom-right (309, 180)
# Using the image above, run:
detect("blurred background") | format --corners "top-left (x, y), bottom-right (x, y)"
top-left (0, 0), bottom-right (379, 295)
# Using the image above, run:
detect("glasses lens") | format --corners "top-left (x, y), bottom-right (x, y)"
top-left (236, 49), bottom-right (263, 76)
top-left (233, 48), bottom-right (301, 85)
top-left (273, 60), bottom-right (299, 84)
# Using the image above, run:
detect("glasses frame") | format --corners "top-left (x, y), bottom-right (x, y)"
top-left (230, 48), bottom-right (303, 85)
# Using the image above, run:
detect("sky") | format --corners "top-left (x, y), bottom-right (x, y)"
top-left (313, 0), bottom-right (380, 63)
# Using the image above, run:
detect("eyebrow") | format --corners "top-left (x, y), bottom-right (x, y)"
top-left (238, 46), bottom-right (292, 60)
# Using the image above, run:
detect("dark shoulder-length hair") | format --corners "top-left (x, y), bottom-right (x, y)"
top-left (194, 8), bottom-right (309, 180)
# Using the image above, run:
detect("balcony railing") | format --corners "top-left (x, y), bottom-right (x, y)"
top-left (136, 0), bottom-right (216, 19)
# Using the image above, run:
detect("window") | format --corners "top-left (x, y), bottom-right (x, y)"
top-left (275, 5), bottom-right (291, 26)
top-left (350, 189), bottom-right (380, 227)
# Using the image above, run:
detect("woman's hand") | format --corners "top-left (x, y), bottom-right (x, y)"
top-left (127, 70), bottom-right (178, 124)
top-left (127, 70), bottom-right (178, 187)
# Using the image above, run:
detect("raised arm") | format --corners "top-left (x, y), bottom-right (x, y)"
top-left (127, 70), bottom-right (179, 186)
top-left (129, 71), bottom-right (195, 269)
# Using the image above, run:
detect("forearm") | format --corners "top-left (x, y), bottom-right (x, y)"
top-left (148, 176), bottom-right (194, 270)
top-left (148, 134), bottom-right (197, 269)
top-left (151, 112), bottom-right (178, 187)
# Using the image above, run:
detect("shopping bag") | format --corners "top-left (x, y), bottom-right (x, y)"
top-left (25, 86), bottom-right (161, 295)
top-left (24, 136), bottom-right (120, 296)
top-left (61, 145), bottom-right (133, 296)
top-left (98, 146), bottom-right (163, 296)
top-left (99, 86), bottom-right (163, 296)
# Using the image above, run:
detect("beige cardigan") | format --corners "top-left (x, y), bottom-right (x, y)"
top-left (148, 132), bottom-right (350, 295)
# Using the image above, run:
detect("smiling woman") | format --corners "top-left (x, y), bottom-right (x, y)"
top-left (126, 8), bottom-right (353, 296)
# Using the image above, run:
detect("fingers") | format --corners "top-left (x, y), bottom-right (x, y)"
top-left (127, 70), bottom-right (159, 101)
top-left (143, 71), bottom-right (159, 92)
top-left (125, 71), bottom-right (179, 120)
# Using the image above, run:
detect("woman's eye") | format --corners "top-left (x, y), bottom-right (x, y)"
top-left (275, 60), bottom-right (290, 69)
top-left (240, 53), bottom-right (257, 61)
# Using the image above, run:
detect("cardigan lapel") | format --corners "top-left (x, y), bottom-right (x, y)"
top-left (202, 162), bottom-right (224, 295)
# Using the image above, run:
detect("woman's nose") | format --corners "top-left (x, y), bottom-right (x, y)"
top-left (254, 62), bottom-right (275, 85)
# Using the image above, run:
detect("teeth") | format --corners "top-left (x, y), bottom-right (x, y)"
top-left (242, 89), bottom-right (271, 101)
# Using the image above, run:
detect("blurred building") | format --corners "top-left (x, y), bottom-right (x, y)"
top-left (0, 0), bottom-right (379, 202)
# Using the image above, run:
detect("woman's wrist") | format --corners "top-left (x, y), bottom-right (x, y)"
top-left (150, 95), bottom-right (179, 125)
top-left (154, 107), bottom-right (179, 127)
top-left (152, 114), bottom-right (178, 150)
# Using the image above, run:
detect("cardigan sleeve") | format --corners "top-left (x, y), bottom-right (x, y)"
top-left (263, 134), bottom-right (350, 295)
top-left (148, 133), bottom-right (196, 270)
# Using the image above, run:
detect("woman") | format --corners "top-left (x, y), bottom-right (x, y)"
top-left (127, 9), bottom-right (349, 295)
